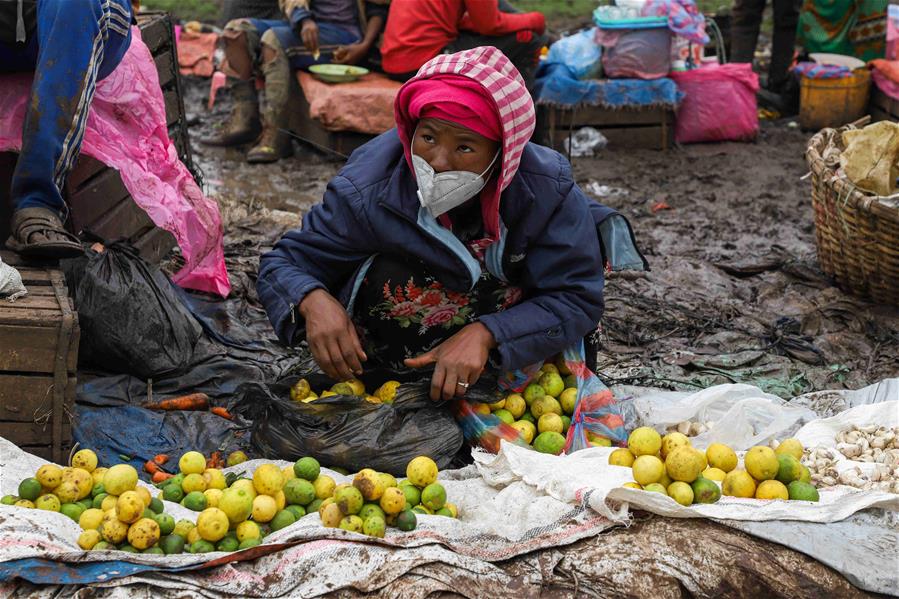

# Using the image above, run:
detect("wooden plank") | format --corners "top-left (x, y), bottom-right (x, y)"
top-left (0, 152), bottom-right (15, 241)
top-left (65, 155), bottom-right (108, 192)
top-left (7, 294), bottom-right (61, 311)
top-left (552, 106), bottom-right (674, 128)
top-left (84, 195), bottom-right (154, 242)
top-left (132, 226), bottom-right (177, 264)
top-left (164, 90), bottom-right (181, 127)
top-left (67, 167), bottom-right (131, 234)
top-left (0, 422), bottom-right (72, 447)
top-left (0, 325), bottom-right (60, 372)
top-left (550, 124), bottom-right (669, 151)
top-left (0, 375), bottom-right (75, 422)
top-left (155, 50), bottom-right (176, 88)
top-left (137, 13), bottom-right (171, 55)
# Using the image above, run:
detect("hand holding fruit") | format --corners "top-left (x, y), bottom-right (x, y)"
top-left (299, 289), bottom-right (367, 381)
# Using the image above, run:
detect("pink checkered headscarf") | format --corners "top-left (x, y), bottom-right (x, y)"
top-left (394, 46), bottom-right (537, 241)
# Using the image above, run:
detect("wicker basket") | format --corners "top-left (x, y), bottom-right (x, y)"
top-left (805, 126), bottom-right (899, 305)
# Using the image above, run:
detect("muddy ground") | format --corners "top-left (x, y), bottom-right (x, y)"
top-left (184, 78), bottom-right (899, 398)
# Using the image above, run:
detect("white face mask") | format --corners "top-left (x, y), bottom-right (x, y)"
top-left (411, 149), bottom-right (499, 219)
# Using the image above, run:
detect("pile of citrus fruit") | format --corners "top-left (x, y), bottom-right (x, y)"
top-left (3, 448), bottom-right (455, 554)
top-left (289, 378), bottom-right (401, 405)
top-left (609, 427), bottom-right (820, 505)
top-left (318, 455), bottom-right (456, 537)
top-left (476, 357), bottom-right (594, 456)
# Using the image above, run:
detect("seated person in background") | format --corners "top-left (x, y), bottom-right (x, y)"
top-left (381, 0), bottom-right (546, 89)
top-left (204, 0), bottom-right (388, 163)
top-left (2, 0), bottom-right (133, 258)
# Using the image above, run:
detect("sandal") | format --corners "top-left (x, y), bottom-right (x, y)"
top-left (5, 207), bottom-right (84, 259)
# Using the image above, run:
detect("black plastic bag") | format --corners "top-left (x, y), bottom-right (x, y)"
top-left (63, 243), bottom-right (202, 379)
top-left (239, 371), bottom-right (465, 476)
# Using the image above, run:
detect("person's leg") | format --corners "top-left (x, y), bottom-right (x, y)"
top-left (201, 18), bottom-right (280, 146)
top-left (8, 0), bottom-right (132, 258)
top-left (448, 30), bottom-right (546, 90)
top-left (730, 0), bottom-right (767, 64)
top-left (769, 0), bottom-right (800, 91)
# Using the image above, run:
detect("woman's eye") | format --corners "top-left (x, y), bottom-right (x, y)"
top-left (422, 134), bottom-right (435, 143)
top-left (458, 145), bottom-right (473, 153)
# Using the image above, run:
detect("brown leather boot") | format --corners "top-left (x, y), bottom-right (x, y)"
top-left (246, 123), bottom-right (292, 163)
top-left (200, 79), bottom-right (262, 146)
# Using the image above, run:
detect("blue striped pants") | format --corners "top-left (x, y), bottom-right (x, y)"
top-left (0, 0), bottom-right (132, 215)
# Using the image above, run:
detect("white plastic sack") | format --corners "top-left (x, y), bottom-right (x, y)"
top-left (546, 28), bottom-right (602, 79)
top-left (0, 256), bottom-right (27, 301)
top-left (631, 383), bottom-right (817, 450)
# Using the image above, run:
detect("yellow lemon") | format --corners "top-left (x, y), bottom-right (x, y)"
top-left (406, 456), bottom-right (438, 488)
top-left (78, 529), bottom-right (102, 550)
top-left (702, 467), bottom-right (727, 482)
top-left (667, 481), bottom-right (695, 506)
top-left (103, 464), bottom-right (138, 496)
top-left (345, 379), bottom-right (366, 396)
top-left (632, 455), bottom-right (665, 486)
top-left (71, 449), bottom-right (99, 472)
top-left (774, 438), bottom-right (804, 461)
top-left (91, 467), bottom-right (108, 485)
top-left (745, 446), bottom-right (779, 481)
top-left (135, 486), bottom-right (152, 507)
top-left (282, 466), bottom-right (297, 482)
top-left (218, 487), bottom-right (253, 524)
top-left (537, 413), bottom-right (564, 434)
top-left (665, 446), bottom-right (704, 483)
top-left (706, 443), bottom-right (738, 473)
top-left (203, 469), bottom-right (227, 491)
top-left (182, 473), bottom-right (207, 494)
top-left (100, 494), bottom-right (118, 512)
top-left (253, 464), bottom-right (284, 496)
top-left (558, 388), bottom-right (578, 415)
top-left (274, 490), bottom-right (287, 511)
top-left (236, 520), bottom-right (261, 542)
top-left (178, 451), bottom-right (206, 475)
top-left (36, 464), bottom-right (64, 489)
top-left (722, 469), bottom-right (757, 498)
top-left (622, 482), bottom-right (642, 490)
top-left (79, 508), bottom-right (104, 530)
top-left (504, 394), bottom-right (527, 419)
top-left (313, 475), bottom-right (336, 500)
top-left (116, 491), bottom-right (144, 524)
top-left (660, 432), bottom-right (690, 459)
top-left (127, 518), bottom-right (160, 550)
top-left (755, 479), bottom-right (789, 500)
top-left (231, 478), bottom-right (257, 499)
top-left (627, 427), bottom-right (662, 457)
top-left (608, 448), bottom-right (636, 467)
top-left (204, 488), bottom-right (223, 508)
top-left (511, 420), bottom-right (537, 444)
top-left (252, 494), bottom-right (278, 523)
top-left (197, 507), bottom-right (230, 542)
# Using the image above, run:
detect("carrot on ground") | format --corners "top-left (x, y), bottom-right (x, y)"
top-left (144, 460), bottom-right (161, 474)
top-left (210, 406), bottom-right (233, 420)
top-left (152, 471), bottom-right (174, 484)
top-left (144, 393), bottom-right (209, 411)
top-left (153, 454), bottom-right (169, 465)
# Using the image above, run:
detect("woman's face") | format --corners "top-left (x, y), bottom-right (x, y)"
top-left (412, 118), bottom-right (500, 175)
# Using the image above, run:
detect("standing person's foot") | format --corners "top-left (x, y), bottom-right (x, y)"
top-left (5, 207), bottom-right (83, 259)
top-left (200, 79), bottom-right (262, 146)
top-left (246, 126), bottom-right (293, 164)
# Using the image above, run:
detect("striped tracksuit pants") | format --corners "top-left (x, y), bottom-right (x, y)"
top-left (0, 0), bottom-right (132, 215)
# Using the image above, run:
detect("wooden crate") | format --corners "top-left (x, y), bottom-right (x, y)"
top-left (868, 86), bottom-right (899, 123)
top-left (541, 105), bottom-right (674, 151)
top-left (287, 73), bottom-right (375, 157)
top-left (0, 251), bottom-right (79, 463)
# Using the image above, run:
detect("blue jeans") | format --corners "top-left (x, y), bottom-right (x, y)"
top-left (0, 0), bottom-right (132, 214)
top-left (247, 18), bottom-right (359, 70)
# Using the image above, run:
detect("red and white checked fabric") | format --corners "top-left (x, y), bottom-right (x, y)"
top-left (394, 46), bottom-right (537, 241)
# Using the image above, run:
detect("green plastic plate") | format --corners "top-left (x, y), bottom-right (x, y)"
top-left (308, 64), bottom-right (370, 83)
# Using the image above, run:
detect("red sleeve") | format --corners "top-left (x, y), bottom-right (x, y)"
top-left (459, 0), bottom-right (546, 35)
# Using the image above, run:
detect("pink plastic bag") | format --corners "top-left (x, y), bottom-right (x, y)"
top-left (670, 63), bottom-right (759, 143)
top-left (597, 28), bottom-right (672, 80)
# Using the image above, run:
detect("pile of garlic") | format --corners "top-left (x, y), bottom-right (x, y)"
top-left (801, 425), bottom-right (899, 494)
top-left (665, 420), bottom-right (714, 437)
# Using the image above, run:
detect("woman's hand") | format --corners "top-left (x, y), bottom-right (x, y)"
top-left (299, 289), bottom-right (366, 380)
top-left (405, 322), bottom-right (496, 401)
top-left (333, 43), bottom-right (367, 65)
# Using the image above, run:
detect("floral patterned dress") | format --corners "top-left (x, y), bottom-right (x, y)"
top-left (351, 232), bottom-right (523, 371)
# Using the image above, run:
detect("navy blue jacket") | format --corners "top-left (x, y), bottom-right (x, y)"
top-left (258, 130), bottom-right (642, 370)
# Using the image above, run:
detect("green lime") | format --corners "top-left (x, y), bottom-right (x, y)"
top-left (143, 546), bottom-right (165, 555)
top-left (60, 503), bottom-right (85, 522)
top-left (92, 541), bottom-right (113, 551)
top-left (153, 513), bottom-right (176, 536)
top-left (76, 499), bottom-right (93, 512)
top-left (216, 536), bottom-right (240, 552)
top-left (520, 412), bottom-right (536, 424)
top-left (1, 495), bottom-right (17, 505)
top-left (162, 484), bottom-right (184, 503)
top-left (787, 481), bottom-right (820, 502)
top-left (359, 504), bottom-right (385, 522)
top-left (18, 478), bottom-right (41, 501)
top-left (399, 484), bottom-right (420, 507)
top-left (159, 534), bottom-right (186, 555)
top-left (395, 509), bottom-right (417, 532)
top-left (283, 478), bottom-right (316, 506)
top-left (293, 457), bottom-right (321, 481)
top-left (142, 508), bottom-right (155, 520)
top-left (362, 515), bottom-right (386, 538)
top-left (182, 491), bottom-right (207, 512)
top-left (189, 539), bottom-right (215, 554)
top-left (91, 483), bottom-right (105, 498)
top-left (420, 483), bottom-right (446, 511)
top-left (533, 431), bottom-right (566, 455)
top-left (435, 507), bottom-right (454, 517)
top-left (285, 505), bottom-right (306, 520)
top-left (92, 493), bottom-right (108, 509)
top-left (493, 409), bottom-right (514, 424)
top-left (238, 537), bottom-right (261, 550)
top-left (411, 505), bottom-right (430, 515)
top-left (306, 498), bottom-right (323, 513)
top-left (560, 415), bottom-right (571, 433)
top-left (168, 473), bottom-right (185, 489)
top-left (270, 509), bottom-right (296, 532)
top-left (149, 497), bottom-right (164, 514)
top-left (119, 544), bottom-right (139, 553)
